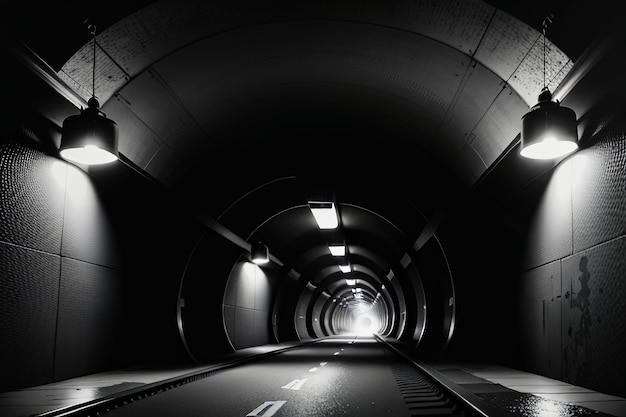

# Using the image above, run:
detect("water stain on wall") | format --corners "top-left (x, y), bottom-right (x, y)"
top-left (563, 256), bottom-right (602, 385)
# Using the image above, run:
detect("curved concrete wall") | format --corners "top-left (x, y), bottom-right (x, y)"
top-left (223, 259), bottom-right (279, 350)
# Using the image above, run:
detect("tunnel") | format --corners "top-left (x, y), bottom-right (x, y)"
top-left (1, 1), bottom-right (625, 416)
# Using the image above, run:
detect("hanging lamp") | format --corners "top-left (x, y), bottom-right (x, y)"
top-left (60, 23), bottom-right (118, 165)
top-left (520, 17), bottom-right (578, 160)
top-left (250, 241), bottom-right (269, 264)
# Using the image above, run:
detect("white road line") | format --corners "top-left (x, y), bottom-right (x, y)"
top-left (308, 367), bottom-right (318, 372)
top-left (319, 362), bottom-right (328, 366)
top-left (246, 400), bottom-right (287, 416)
top-left (281, 378), bottom-right (308, 390)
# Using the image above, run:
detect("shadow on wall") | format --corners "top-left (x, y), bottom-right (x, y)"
top-left (518, 126), bottom-right (626, 397)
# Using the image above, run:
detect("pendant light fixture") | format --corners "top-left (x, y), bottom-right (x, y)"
top-left (60, 23), bottom-right (119, 165)
top-left (250, 241), bottom-right (269, 265)
top-left (520, 16), bottom-right (578, 160)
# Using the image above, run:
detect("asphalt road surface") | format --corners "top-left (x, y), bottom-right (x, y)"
top-left (100, 335), bottom-right (433, 416)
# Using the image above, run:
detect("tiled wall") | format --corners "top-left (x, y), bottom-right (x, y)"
top-left (0, 127), bottom-right (125, 392)
top-left (519, 117), bottom-right (626, 397)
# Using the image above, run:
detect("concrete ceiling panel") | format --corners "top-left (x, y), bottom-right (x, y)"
top-left (429, 60), bottom-right (512, 167)
top-left (470, 84), bottom-right (530, 167)
top-left (108, 69), bottom-right (195, 143)
top-left (57, 0), bottom-right (575, 198)
top-left (100, 97), bottom-right (162, 169)
top-left (142, 144), bottom-right (188, 189)
top-left (453, 143), bottom-right (488, 186)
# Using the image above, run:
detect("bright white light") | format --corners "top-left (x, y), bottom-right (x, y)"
top-left (526, 396), bottom-right (570, 417)
top-left (351, 313), bottom-right (379, 335)
top-left (309, 202), bottom-right (339, 229)
top-left (559, 153), bottom-right (588, 185)
top-left (250, 242), bottom-right (269, 264)
top-left (50, 160), bottom-right (67, 187)
top-left (339, 264), bottom-right (351, 273)
top-left (329, 245), bottom-right (345, 256)
top-left (60, 145), bottom-right (118, 165)
top-left (520, 136), bottom-right (578, 159)
top-left (251, 255), bottom-right (269, 265)
top-left (345, 279), bottom-right (356, 286)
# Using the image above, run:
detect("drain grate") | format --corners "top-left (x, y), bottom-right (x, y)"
top-left (392, 364), bottom-right (467, 417)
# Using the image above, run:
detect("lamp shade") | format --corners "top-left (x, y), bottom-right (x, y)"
top-left (250, 242), bottom-right (269, 264)
top-left (60, 98), bottom-right (119, 165)
top-left (520, 89), bottom-right (578, 160)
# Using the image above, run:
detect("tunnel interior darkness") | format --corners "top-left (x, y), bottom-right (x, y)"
top-left (2, 0), bottom-right (625, 399)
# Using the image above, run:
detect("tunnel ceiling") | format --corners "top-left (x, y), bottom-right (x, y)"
top-left (6, 0), bottom-right (607, 295)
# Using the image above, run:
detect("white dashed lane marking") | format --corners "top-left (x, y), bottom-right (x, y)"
top-left (246, 400), bottom-right (287, 416)
top-left (281, 379), bottom-right (307, 390)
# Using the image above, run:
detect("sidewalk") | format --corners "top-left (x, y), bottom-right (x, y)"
top-left (0, 342), bottom-right (304, 417)
top-left (427, 361), bottom-right (626, 417)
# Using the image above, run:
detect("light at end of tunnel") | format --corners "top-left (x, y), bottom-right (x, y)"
top-left (351, 313), bottom-right (379, 336)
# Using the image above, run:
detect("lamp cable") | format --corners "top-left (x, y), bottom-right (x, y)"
top-left (90, 23), bottom-right (96, 102)
top-left (541, 15), bottom-right (553, 93)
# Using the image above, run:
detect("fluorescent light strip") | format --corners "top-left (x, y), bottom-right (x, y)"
top-left (329, 245), bottom-right (345, 256)
top-left (339, 264), bottom-right (351, 273)
top-left (309, 201), bottom-right (338, 229)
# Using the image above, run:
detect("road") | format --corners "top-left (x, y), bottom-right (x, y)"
top-left (102, 335), bottom-right (427, 416)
